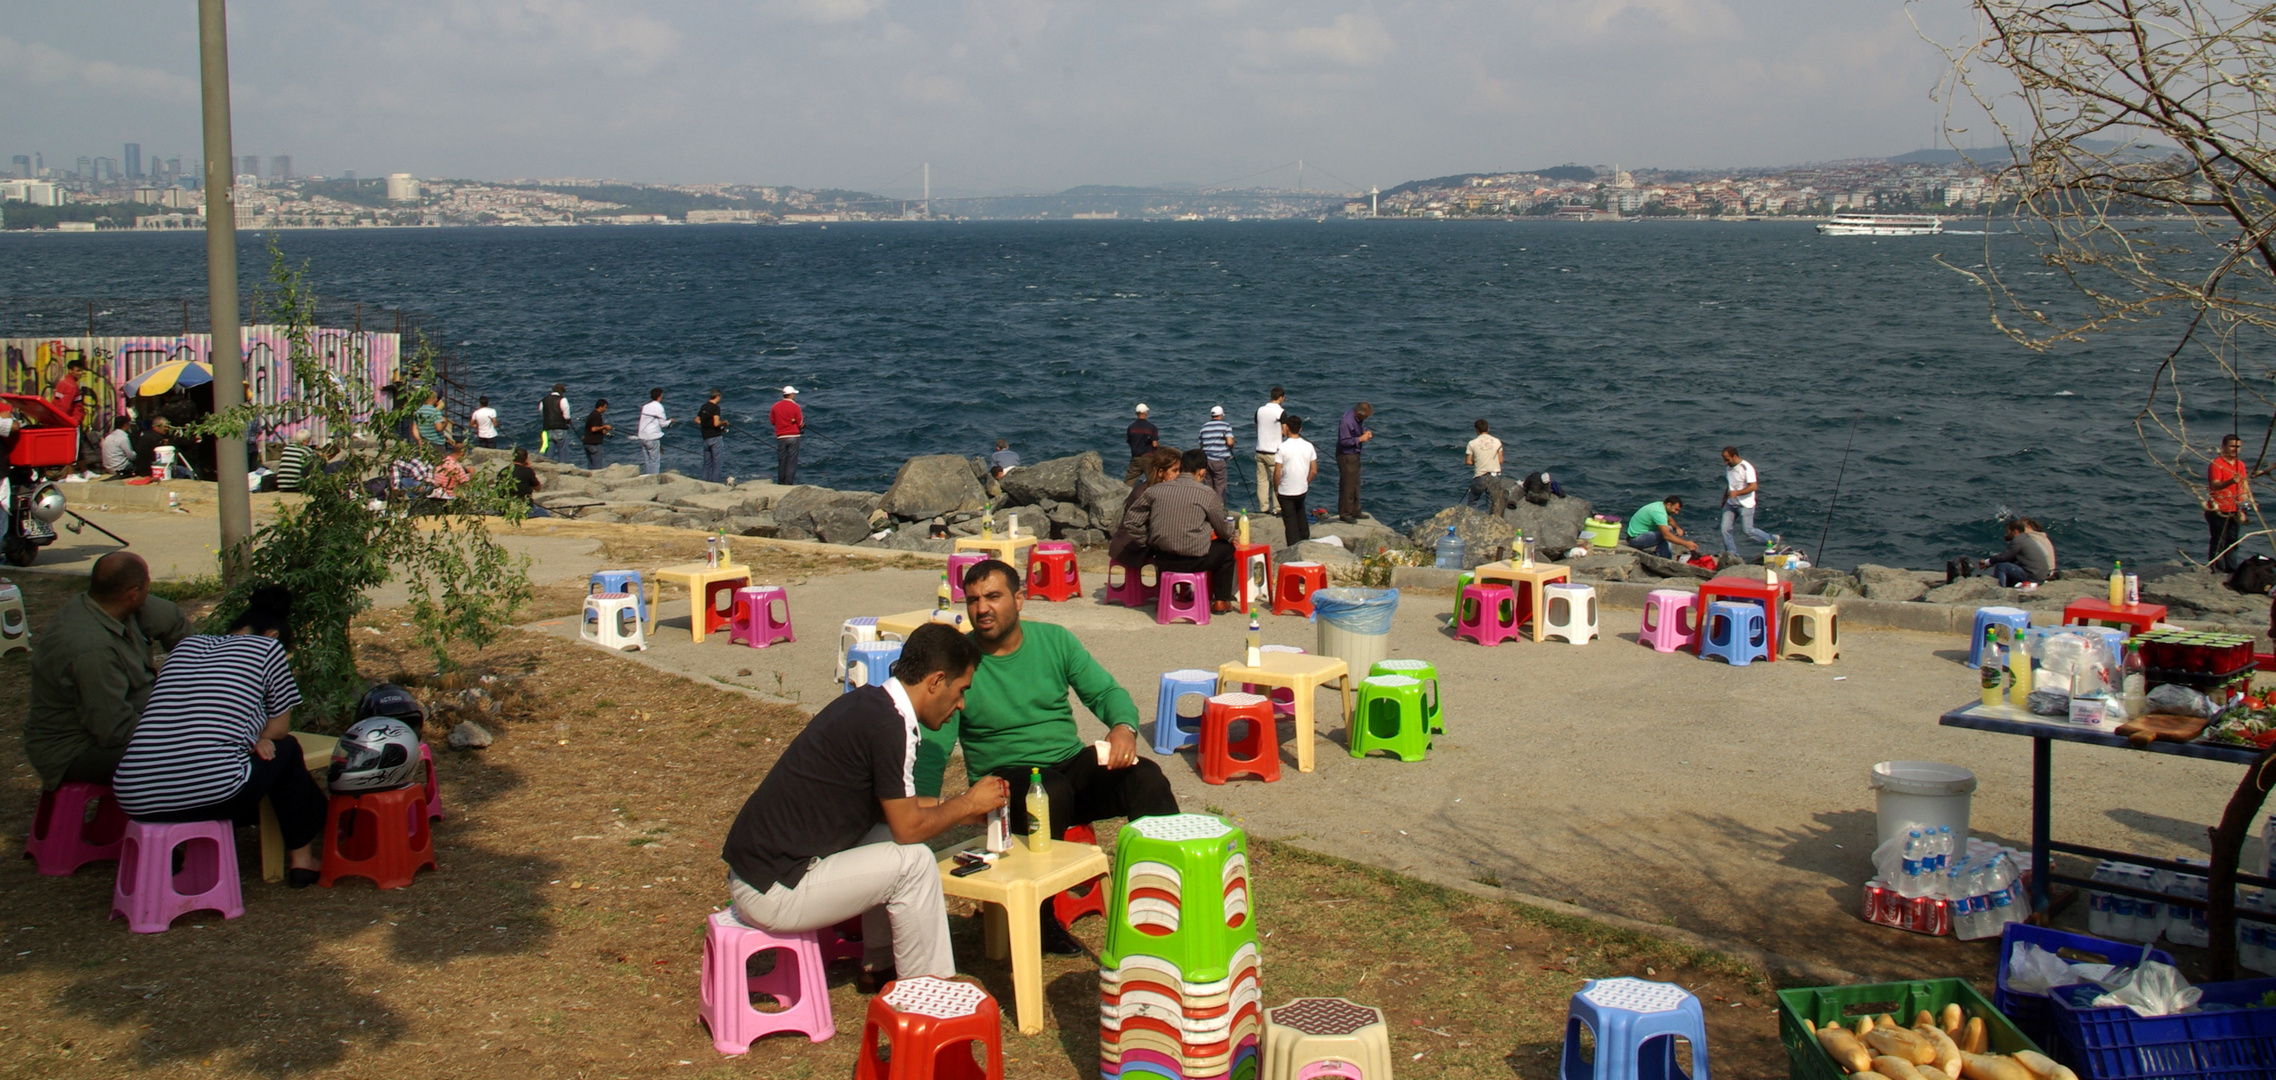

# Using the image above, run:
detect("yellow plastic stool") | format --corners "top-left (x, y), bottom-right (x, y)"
top-left (1263, 997), bottom-right (1394, 1080)
top-left (1783, 597), bottom-right (1839, 664)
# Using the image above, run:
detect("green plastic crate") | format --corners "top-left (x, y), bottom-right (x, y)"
top-left (1778, 979), bottom-right (2044, 1080)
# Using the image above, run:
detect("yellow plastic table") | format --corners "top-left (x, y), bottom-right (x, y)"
top-left (650, 562), bottom-right (752, 643)
top-left (936, 836), bottom-right (1110, 1035)
top-left (259, 733), bottom-right (338, 883)
top-left (1215, 653), bottom-right (1352, 774)
top-left (877, 608), bottom-right (968, 641)
top-left (1472, 561), bottom-right (1571, 641)
top-left (951, 534), bottom-right (1040, 565)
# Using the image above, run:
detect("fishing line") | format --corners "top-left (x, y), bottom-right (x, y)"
top-left (1816, 408), bottom-right (1863, 567)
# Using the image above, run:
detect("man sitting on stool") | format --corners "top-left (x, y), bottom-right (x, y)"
top-left (916, 559), bottom-right (1182, 954)
top-left (720, 623), bottom-right (1009, 991)
top-left (1124, 448), bottom-right (1240, 614)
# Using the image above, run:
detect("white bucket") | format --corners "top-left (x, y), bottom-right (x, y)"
top-left (1869, 761), bottom-right (1977, 851)
top-left (1316, 617), bottom-right (1389, 674)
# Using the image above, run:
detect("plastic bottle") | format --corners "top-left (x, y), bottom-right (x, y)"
top-left (2109, 559), bottom-right (2125, 606)
top-left (2241, 890), bottom-right (2273, 975)
top-left (1435, 526), bottom-right (1464, 570)
top-left (1024, 768), bottom-right (1051, 852)
top-left (1519, 533), bottom-right (1535, 569)
top-left (2132, 864), bottom-right (2168, 943)
top-left (1245, 615), bottom-right (1262, 668)
top-left (2088, 861), bottom-right (2119, 939)
top-left (1934, 825), bottom-right (1955, 876)
top-left (1899, 828), bottom-right (1928, 898)
top-left (1985, 854), bottom-right (2020, 931)
top-left (2121, 640), bottom-right (2147, 719)
top-left (2165, 862), bottom-right (2211, 947)
top-left (981, 504), bottom-right (995, 540)
top-left (936, 572), bottom-right (953, 615)
top-left (1945, 862), bottom-right (1977, 938)
top-left (716, 531), bottom-right (731, 566)
top-left (1981, 629), bottom-right (2003, 708)
top-left (705, 534), bottom-right (720, 568)
top-left (1238, 511), bottom-right (1251, 546)
top-left (2009, 631), bottom-right (2035, 706)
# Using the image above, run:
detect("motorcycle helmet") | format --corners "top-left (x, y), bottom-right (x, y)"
top-left (29, 483), bottom-right (64, 524)
top-left (355, 682), bottom-right (427, 732)
top-left (328, 717), bottom-right (422, 793)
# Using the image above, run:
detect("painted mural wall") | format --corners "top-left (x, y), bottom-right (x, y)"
top-left (0, 328), bottom-right (400, 443)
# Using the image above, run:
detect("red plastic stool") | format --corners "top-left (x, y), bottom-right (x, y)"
top-left (1455, 583), bottom-right (1521, 646)
top-left (1274, 562), bottom-right (1327, 617)
top-left (1104, 559), bottom-right (1158, 607)
top-left (111, 819), bottom-right (243, 933)
top-left (1025, 547), bottom-right (1081, 602)
top-left (855, 976), bottom-right (1004, 1080)
top-left (1156, 571), bottom-right (1211, 625)
top-left (1199, 692), bottom-right (1279, 785)
top-left (699, 909), bottom-right (835, 1053)
top-left (318, 787), bottom-right (438, 890)
top-left (1053, 824), bottom-right (1109, 927)
top-left (1234, 543), bottom-right (1273, 614)
top-left (25, 781), bottom-right (128, 876)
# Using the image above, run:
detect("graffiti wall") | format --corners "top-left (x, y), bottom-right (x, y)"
top-left (0, 328), bottom-right (400, 443)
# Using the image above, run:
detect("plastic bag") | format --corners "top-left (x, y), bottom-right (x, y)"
top-left (2027, 689), bottom-right (2071, 716)
top-left (1310, 587), bottom-right (1398, 632)
top-left (2006, 941), bottom-right (2114, 996)
top-left (2090, 960), bottom-right (2203, 1017)
top-left (2147, 683), bottom-right (2217, 718)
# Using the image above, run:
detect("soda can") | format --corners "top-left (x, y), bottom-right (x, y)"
top-left (2125, 574), bottom-right (2140, 605)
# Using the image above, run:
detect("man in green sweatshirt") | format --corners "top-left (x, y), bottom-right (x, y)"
top-left (914, 559), bottom-right (1181, 952)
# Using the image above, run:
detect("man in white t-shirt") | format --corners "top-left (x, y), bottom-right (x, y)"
top-left (1719, 446), bottom-right (1777, 557)
top-left (469, 396), bottom-right (500, 449)
top-left (1464, 419), bottom-right (1504, 512)
top-left (637, 387), bottom-right (672, 475)
top-left (1270, 414), bottom-right (1318, 546)
top-left (1253, 386), bottom-right (1285, 516)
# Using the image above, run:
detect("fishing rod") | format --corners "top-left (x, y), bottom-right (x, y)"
top-left (1816, 408), bottom-right (1863, 568)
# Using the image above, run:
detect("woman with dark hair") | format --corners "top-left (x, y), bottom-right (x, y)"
top-left (111, 586), bottom-right (326, 887)
top-left (1107, 448), bottom-right (1182, 567)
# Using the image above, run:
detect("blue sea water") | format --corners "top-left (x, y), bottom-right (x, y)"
top-left (0, 219), bottom-right (2224, 570)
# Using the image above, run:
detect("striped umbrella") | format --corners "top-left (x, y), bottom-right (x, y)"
top-left (124, 359), bottom-right (214, 397)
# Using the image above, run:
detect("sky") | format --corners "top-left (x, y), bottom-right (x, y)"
top-left (3, 1), bottom-right (1991, 195)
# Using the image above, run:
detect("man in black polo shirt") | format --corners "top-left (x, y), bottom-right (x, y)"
top-left (721, 623), bottom-right (1008, 988)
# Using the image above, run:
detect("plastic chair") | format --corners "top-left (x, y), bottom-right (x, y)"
top-left (1261, 997), bottom-right (1394, 1080)
top-left (110, 819), bottom-right (243, 933)
top-left (837, 617), bottom-right (881, 682)
top-left (1640, 590), bottom-right (1700, 653)
top-left (1199, 693), bottom-right (1279, 785)
top-left (946, 553), bottom-right (989, 602)
top-left (1783, 598), bottom-right (1839, 665)
top-left (1350, 676), bottom-right (1431, 762)
top-left (318, 787), bottom-right (438, 890)
top-left (846, 641), bottom-right (904, 693)
top-left (699, 909), bottom-right (835, 1053)
top-left (729, 585), bottom-right (794, 649)
top-left (1157, 571), bottom-right (1212, 626)
top-left (24, 781), bottom-right (128, 876)
top-left (1235, 544), bottom-right (1274, 614)
top-left (1106, 559), bottom-right (1160, 608)
top-left (589, 570), bottom-right (648, 621)
top-left (1055, 824), bottom-right (1110, 927)
top-left (1273, 562), bottom-right (1327, 617)
top-left (581, 592), bottom-right (646, 652)
top-left (1454, 583), bottom-right (1520, 646)
top-left (1152, 669), bottom-right (1220, 755)
top-left (1027, 547), bottom-right (1081, 602)
top-left (1969, 606), bottom-right (2031, 668)
top-left (0, 581), bottom-right (27, 657)
top-left (1559, 977), bottom-right (1710, 1080)
top-left (1543, 582), bottom-right (1599, 645)
top-left (1699, 601), bottom-right (1769, 667)
top-left (1369, 659), bottom-right (1442, 733)
top-left (853, 976), bottom-right (1004, 1080)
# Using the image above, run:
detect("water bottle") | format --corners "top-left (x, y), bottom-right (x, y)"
top-left (1986, 854), bottom-right (2020, 931)
top-left (2132, 864), bottom-right (2167, 943)
top-left (2239, 890), bottom-right (2270, 974)
top-left (2088, 861), bottom-right (2119, 938)
top-left (1435, 526), bottom-right (1464, 570)
top-left (2165, 862), bottom-right (2210, 947)
top-left (1951, 860), bottom-right (1985, 939)
top-left (1899, 829), bottom-right (1928, 898)
top-left (1934, 826), bottom-right (1954, 875)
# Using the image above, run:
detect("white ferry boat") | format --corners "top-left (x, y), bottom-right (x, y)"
top-left (1816, 213), bottom-right (1943, 236)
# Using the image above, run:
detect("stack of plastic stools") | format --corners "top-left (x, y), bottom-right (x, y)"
top-left (318, 787), bottom-right (438, 890)
top-left (1159, 571), bottom-right (1212, 626)
top-left (582, 592), bottom-right (647, 651)
top-left (1699, 601), bottom-right (1768, 667)
top-left (855, 976), bottom-right (1004, 1080)
top-left (111, 819), bottom-right (243, 933)
top-left (1273, 562), bottom-right (1326, 617)
top-left (1261, 997), bottom-right (1393, 1080)
top-left (1107, 559), bottom-right (1160, 608)
top-left (1368, 659), bottom-right (1441, 733)
top-left (1969, 606), bottom-right (2031, 667)
top-left (837, 616), bottom-right (881, 682)
top-left (1559, 977), bottom-right (1710, 1080)
top-left (1027, 542), bottom-right (1081, 602)
top-left (1100, 814), bottom-right (1263, 1080)
top-left (1639, 590), bottom-right (1699, 653)
top-left (847, 641), bottom-right (904, 692)
top-left (0, 580), bottom-right (27, 656)
top-left (1542, 582), bottom-right (1599, 645)
top-left (589, 570), bottom-right (648, 621)
top-left (1783, 597), bottom-right (1839, 665)
top-left (25, 781), bottom-right (128, 875)
top-left (1235, 544), bottom-right (1273, 614)
top-left (729, 585), bottom-right (794, 648)
top-left (1154, 669), bottom-right (1221, 755)
top-left (1454, 583), bottom-right (1519, 646)
top-left (698, 909), bottom-right (835, 1053)
top-left (1350, 676), bottom-right (1431, 762)
top-left (1055, 823), bottom-right (1111, 927)
top-left (1199, 692), bottom-right (1279, 785)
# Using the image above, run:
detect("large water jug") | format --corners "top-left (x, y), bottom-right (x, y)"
top-left (1435, 526), bottom-right (1465, 570)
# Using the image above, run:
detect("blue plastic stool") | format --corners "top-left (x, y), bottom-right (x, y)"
top-left (1699, 601), bottom-right (1768, 667)
top-left (590, 570), bottom-right (648, 622)
top-left (1969, 606), bottom-right (2031, 668)
top-left (1152, 669), bottom-right (1220, 755)
top-left (844, 641), bottom-right (902, 693)
top-left (1560, 977), bottom-right (1710, 1080)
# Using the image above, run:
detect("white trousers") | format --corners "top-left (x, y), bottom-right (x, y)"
top-left (727, 823), bottom-right (954, 979)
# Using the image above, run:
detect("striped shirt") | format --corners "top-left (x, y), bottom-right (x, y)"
top-left (112, 635), bottom-right (302, 818)
top-left (1198, 417), bottom-right (1234, 460)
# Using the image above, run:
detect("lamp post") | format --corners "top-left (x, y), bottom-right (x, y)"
top-left (198, 0), bottom-right (251, 576)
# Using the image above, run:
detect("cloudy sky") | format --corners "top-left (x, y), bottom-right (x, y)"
top-left (5, 1), bottom-right (1987, 194)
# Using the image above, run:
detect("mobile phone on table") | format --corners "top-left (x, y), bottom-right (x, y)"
top-left (951, 860), bottom-right (989, 877)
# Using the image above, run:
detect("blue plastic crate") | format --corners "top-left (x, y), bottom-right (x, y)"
top-left (1994, 923), bottom-right (2176, 1058)
top-left (2049, 979), bottom-right (2276, 1080)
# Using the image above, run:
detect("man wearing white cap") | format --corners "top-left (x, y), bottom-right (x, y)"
top-left (1197, 405), bottom-right (1234, 499)
top-left (1123, 404), bottom-right (1158, 484)
top-left (770, 386), bottom-right (804, 486)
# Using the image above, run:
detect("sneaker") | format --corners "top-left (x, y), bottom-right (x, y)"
top-left (1039, 912), bottom-right (1084, 956)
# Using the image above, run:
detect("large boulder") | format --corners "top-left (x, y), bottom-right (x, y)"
top-left (538, 474), bottom-right (603, 497)
top-left (1045, 502), bottom-right (1092, 536)
top-left (809, 507), bottom-right (874, 546)
top-left (1636, 551), bottom-right (1714, 580)
top-left (1309, 514), bottom-right (1403, 556)
top-left (1077, 470), bottom-right (1131, 535)
top-left (2140, 565), bottom-right (2267, 617)
top-left (729, 513), bottom-right (778, 538)
top-left (1064, 527), bottom-right (1108, 548)
top-left (671, 491), bottom-right (764, 516)
top-left (771, 486), bottom-right (880, 535)
top-left (1406, 506), bottom-right (1514, 569)
top-left (1291, 540), bottom-right (1361, 566)
top-left (1924, 577), bottom-right (2007, 605)
top-left (1856, 564), bottom-right (1927, 603)
top-left (1000, 452), bottom-right (1102, 506)
top-left (1503, 494), bottom-right (1593, 555)
top-left (1568, 549), bottom-right (1641, 582)
top-left (881, 454), bottom-right (989, 520)
top-left (730, 480), bottom-right (796, 510)
top-left (883, 526), bottom-right (953, 554)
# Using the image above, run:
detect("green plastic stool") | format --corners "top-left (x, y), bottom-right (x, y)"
top-left (1449, 571), bottom-right (1474, 625)
top-left (1350, 675), bottom-right (1431, 762)
top-left (1368, 659), bottom-right (1442, 733)
top-left (1100, 813), bottom-right (1258, 986)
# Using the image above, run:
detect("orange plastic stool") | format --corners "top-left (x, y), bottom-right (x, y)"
top-left (853, 976), bottom-right (1005, 1080)
top-left (1026, 547), bottom-right (1082, 602)
top-left (318, 787), bottom-right (438, 890)
top-left (1198, 692), bottom-right (1280, 785)
top-left (1053, 824), bottom-right (1110, 927)
top-left (1273, 562), bottom-right (1327, 617)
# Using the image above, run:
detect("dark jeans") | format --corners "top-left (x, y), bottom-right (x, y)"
top-left (1626, 531), bottom-right (1672, 559)
top-left (1986, 561), bottom-right (2035, 587)
top-left (776, 437), bottom-right (800, 486)
top-left (1278, 493), bottom-right (1309, 545)
top-left (1336, 453), bottom-right (1362, 520)
top-left (584, 443), bottom-right (603, 469)
top-left (476, 436), bottom-right (497, 449)
top-left (1155, 539), bottom-right (1236, 602)
top-left (991, 745), bottom-right (1180, 841)
top-left (2210, 509), bottom-right (2245, 572)
top-left (1466, 473), bottom-right (1504, 513)
top-left (544, 429), bottom-right (571, 461)
top-left (133, 735), bottom-right (328, 851)
top-left (702, 437), bottom-right (725, 483)
top-left (1125, 456), bottom-right (1148, 484)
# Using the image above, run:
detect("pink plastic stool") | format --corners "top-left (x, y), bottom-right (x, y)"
top-left (698, 909), bottom-right (835, 1054)
top-left (111, 819), bottom-right (243, 933)
top-left (1454, 583), bottom-right (1521, 646)
top-left (1640, 589), bottom-right (1700, 653)
top-left (946, 553), bottom-right (988, 601)
top-left (1156, 571), bottom-right (1211, 625)
top-left (729, 585), bottom-right (794, 648)
top-left (25, 781), bottom-right (128, 876)
top-left (419, 743), bottom-right (443, 822)
top-left (1252, 644), bottom-right (1305, 719)
top-left (821, 916), bottom-right (867, 963)
top-left (1105, 559), bottom-right (1159, 607)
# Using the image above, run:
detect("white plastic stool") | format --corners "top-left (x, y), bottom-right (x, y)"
top-left (836, 617), bottom-right (880, 682)
top-left (1542, 582), bottom-right (1598, 645)
top-left (0, 581), bottom-right (27, 657)
top-left (581, 592), bottom-right (647, 652)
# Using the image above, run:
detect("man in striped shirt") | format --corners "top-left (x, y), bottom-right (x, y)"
top-left (1198, 405), bottom-right (1235, 500)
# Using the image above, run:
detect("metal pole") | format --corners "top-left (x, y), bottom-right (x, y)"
top-left (199, 0), bottom-right (251, 577)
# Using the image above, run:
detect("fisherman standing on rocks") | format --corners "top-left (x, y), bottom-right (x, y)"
top-left (1124, 404), bottom-right (1159, 484)
top-left (771, 386), bottom-right (804, 486)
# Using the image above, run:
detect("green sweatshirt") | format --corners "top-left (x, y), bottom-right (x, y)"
top-left (913, 620), bottom-right (1139, 797)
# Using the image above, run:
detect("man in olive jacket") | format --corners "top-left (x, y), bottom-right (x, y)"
top-left (23, 552), bottom-right (192, 788)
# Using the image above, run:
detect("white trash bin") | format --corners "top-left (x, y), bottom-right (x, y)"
top-left (1312, 587), bottom-right (1397, 674)
top-left (1870, 761), bottom-right (1977, 851)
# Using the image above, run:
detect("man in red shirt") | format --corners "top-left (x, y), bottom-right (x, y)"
top-left (2208, 433), bottom-right (2256, 572)
top-left (769, 385), bottom-right (804, 485)
top-left (49, 360), bottom-right (86, 425)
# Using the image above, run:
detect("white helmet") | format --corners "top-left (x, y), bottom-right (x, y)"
top-left (29, 483), bottom-right (65, 524)
top-left (328, 717), bottom-right (423, 792)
